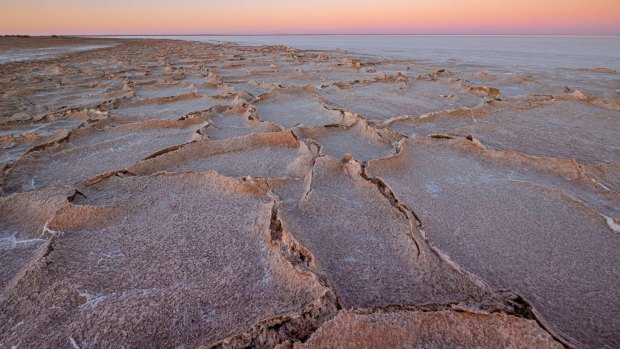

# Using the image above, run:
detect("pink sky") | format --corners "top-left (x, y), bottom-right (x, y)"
top-left (1, 0), bottom-right (619, 35)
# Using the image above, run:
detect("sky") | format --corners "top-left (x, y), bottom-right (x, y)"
top-left (1, 0), bottom-right (619, 35)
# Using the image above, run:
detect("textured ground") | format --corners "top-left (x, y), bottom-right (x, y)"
top-left (0, 37), bottom-right (619, 349)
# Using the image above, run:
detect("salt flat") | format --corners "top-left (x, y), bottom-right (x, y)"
top-left (0, 36), bottom-right (618, 349)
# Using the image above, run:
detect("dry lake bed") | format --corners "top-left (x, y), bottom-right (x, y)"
top-left (0, 36), bottom-right (619, 349)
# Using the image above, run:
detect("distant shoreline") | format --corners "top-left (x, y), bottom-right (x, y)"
top-left (3, 33), bottom-right (619, 38)
top-left (87, 34), bottom-right (620, 38)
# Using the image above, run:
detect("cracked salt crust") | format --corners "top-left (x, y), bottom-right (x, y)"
top-left (0, 37), bottom-right (618, 349)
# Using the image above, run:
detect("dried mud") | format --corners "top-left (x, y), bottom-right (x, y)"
top-left (1, 37), bottom-right (618, 348)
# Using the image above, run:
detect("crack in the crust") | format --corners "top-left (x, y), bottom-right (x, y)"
top-left (1, 204), bottom-right (70, 297)
top-left (267, 191), bottom-right (316, 273)
top-left (428, 133), bottom-right (454, 139)
top-left (377, 101), bottom-right (489, 131)
top-left (78, 136), bottom-right (200, 185)
top-left (38, 221), bottom-right (64, 262)
top-left (206, 184), bottom-right (342, 349)
top-left (265, 184), bottom-right (343, 303)
top-left (67, 189), bottom-right (87, 202)
top-left (140, 142), bottom-right (192, 161)
top-left (416, 226), bottom-right (496, 294)
top-left (576, 163), bottom-right (615, 193)
top-left (84, 169), bottom-right (135, 185)
top-left (384, 225), bottom-right (571, 348)
top-left (354, 154), bottom-right (571, 347)
top-left (35, 91), bottom-right (133, 122)
top-left (378, 197), bottom-right (567, 345)
top-left (495, 290), bottom-right (573, 349)
top-left (291, 131), bottom-right (323, 205)
top-left (339, 300), bottom-right (569, 349)
top-left (300, 157), bottom-right (317, 203)
top-left (1, 130), bottom-right (75, 190)
top-left (206, 292), bottom-right (338, 349)
top-left (7, 129), bottom-right (73, 169)
top-left (320, 103), bottom-right (366, 126)
top-left (357, 161), bottom-right (422, 257)
top-left (344, 293), bottom-right (531, 317)
top-left (358, 162), bottom-right (575, 347)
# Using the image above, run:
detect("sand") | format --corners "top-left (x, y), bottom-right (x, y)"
top-left (0, 37), bottom-right (618, 349)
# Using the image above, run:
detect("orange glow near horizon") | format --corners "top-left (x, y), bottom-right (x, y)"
top-left (1, 0), bottom-right (619, 35)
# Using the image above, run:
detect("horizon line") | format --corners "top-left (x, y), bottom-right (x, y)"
top-left (15, 33), bottom-right (619, 37)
